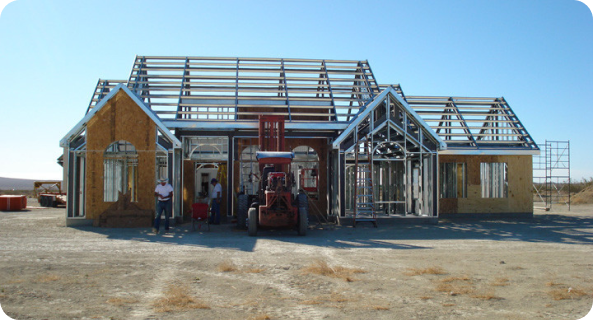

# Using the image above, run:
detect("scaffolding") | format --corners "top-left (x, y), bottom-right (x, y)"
top-left (533, 140), bottom-right (570, 210)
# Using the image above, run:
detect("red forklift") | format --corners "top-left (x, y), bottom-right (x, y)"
top-left (237, 116), bottom-right (308, 236)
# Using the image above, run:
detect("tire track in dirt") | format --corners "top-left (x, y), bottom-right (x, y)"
top-left (128, 261), bottom-right (178, 320)
top-left (198, 265), bottom-right (330, 319)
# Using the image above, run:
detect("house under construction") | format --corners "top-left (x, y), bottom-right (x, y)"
top-left (60, 56), bottom-right (539, 227)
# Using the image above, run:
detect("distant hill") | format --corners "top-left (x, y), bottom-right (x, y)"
top-left (0, 177), bottom-right (52, 190)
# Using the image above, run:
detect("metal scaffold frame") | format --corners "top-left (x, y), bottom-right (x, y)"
top-left (533, 140), bottom-right (570, 210)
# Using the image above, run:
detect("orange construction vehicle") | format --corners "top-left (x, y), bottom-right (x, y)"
top-left (237, 116), bottom-right (308, 236)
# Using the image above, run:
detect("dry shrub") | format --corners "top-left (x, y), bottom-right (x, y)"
top-left (301, 292), bottom-right (351, 307)
top-left (419, 296), bottom-right (432, 300)
top-left (471, 291), bottom-right (503, 300)
top-left (548, 287), bottom-right (589, 301)
top-left (301, 299), bottom-right (322, 305)
top-left (36, 274), bottom-right (60, 283)
top-left (371, 305), bottom-right (390, 311)
top-left (572, 185), bottom-right (593, 204)
top-left (107, 297), bottom-right (139, 306)
top-left (507, 266), bottom-right (525, 271)
top-left (436, 274), bottom-right (474, 296)
top-left (442, 303), bottom-right (456, 307)
top-left (152, 284), bottom-right (210, 312)
top-left (216, 261), bottom-right (265, 274)
top-left (441, 275), bottom-right (472, 283)
top-left (217, 260), bottom-right (238, 273)
top-left (302, 292), bottom-right (388, 311)
top-left (236, 298), bottom-right (261, 308)
top-left (436, 275), bottom-right (503, 300)
top-left (490, 277), bottom-right (510, 287)
top-left (248, 315), bottom-right (272, 320)
top-left (436, 282), bottom-right (474, 296)
top-left (301, 259), bottom-right (366, 281)
top-left (404, 266), bottom-right (447, 276)
top-left (7, 279), bottom-right (23, 284)
top-left (244, 267), bottom-right (266, 274)
top-left (328, 292), bottom-right (350, 303)
top-left (546, 281), bottom-right (564, 287)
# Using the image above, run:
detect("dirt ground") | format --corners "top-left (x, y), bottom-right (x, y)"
top-left (1, 199), bottom-right (592, 320)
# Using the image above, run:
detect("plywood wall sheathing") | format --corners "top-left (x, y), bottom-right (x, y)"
top-left (85, 90), bottom-right (157, 221)
top-left (439, 154), bottom-right (533, 215)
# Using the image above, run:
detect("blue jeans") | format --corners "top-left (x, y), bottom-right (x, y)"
top-left (154, 200), bottom-right (171, 231)
top-left (210, 200), bottom-right (220, 224)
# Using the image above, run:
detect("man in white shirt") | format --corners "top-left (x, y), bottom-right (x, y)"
top-left (209, 178), bottom-right (222, 224)
top-left (153, 178), bottom-right (174, 234)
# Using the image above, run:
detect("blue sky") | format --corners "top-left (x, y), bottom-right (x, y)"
top-left (0, 0), bottom-right (591, 180)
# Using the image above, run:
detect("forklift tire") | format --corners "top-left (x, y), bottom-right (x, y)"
top-left (248, 207), bottom-right (258, 237)
top-left (237, 194), bottom-right (248, 229)
top-left (297, 193), bottom-right (308, 208)
top-left (298, 206), bottom-right (308, 236)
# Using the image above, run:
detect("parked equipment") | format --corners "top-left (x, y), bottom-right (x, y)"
top-left (34, 181), bottom-right (66, 207)
top-left (237, 116), bottom-right (308, 236)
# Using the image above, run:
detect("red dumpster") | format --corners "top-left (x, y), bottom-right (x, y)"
top-left (0, 195), bottom-right (27, 211)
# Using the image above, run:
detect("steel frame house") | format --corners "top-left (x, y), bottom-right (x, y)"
top-left (61, 56), bottom-right (539, 227)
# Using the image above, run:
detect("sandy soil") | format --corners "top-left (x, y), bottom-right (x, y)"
top-left (1, 199), bottom-right (592, 320)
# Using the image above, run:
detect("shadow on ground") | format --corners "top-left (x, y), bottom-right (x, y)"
top-left (73, 211), bottom-right (593, 252)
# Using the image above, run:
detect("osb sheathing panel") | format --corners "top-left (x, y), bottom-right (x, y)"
top-left (439, 154), bottom-right (533, 214)
top-left (439, 198), bottom-right (458, 214)
top-left (85, 90), bottom-right (157, 220)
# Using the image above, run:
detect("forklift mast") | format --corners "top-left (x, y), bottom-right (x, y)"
top-left (259, 115), bottom-right (285, 152)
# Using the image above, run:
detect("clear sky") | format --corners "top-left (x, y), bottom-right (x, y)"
top-left (0, 0), bottom-right (591, 181)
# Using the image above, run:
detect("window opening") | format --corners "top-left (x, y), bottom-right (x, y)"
top-left (292, 146), bottom-right (319, 199)
top-left (481, 162), bottom-right (508, 198)
top-left (195, 163), bottom-right (219, 203)
top-left (185, 137), bottom-right (228, 161)
top-left (440, 162), bottom-right (467, 198)
top-left (103, 140), bottom-right (138, 202)
top-left (239, 146), bottom-right (260, 196)
top-left (156, 149), bottom-right (168, 181)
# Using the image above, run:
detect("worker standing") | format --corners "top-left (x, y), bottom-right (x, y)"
top-left (153, 178), bottom-right (173, 234)
top-left (210, 178), bottom-right (222, 225)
